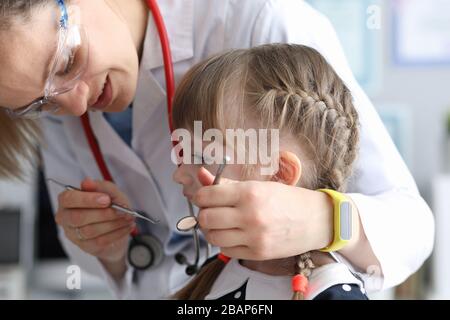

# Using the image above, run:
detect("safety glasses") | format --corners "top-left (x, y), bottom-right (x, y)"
top-left (4, 0), bottom-right (89, 119)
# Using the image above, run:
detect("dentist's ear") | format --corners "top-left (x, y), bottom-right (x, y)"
top-left (271, 151), bottom-right (302, 186)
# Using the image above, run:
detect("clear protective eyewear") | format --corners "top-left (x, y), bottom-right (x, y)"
top-left (5, 0), bottom-right (89, 119)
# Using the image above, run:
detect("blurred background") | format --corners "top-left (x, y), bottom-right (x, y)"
top-left (1, 0), bottom-right (450, 300)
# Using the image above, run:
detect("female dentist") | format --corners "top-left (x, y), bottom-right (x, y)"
top-left (0, 0), bottom-right (434, 299)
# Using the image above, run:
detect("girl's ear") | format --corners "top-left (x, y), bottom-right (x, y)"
top-left (271, 151), bottom-right (302, 186)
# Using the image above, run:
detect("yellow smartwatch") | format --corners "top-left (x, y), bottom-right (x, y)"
top-left (318, 189), bottom-right (353, 252)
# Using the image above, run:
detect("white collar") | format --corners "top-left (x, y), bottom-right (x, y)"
top-left (141, 0), bottom-right (194, 70)
top-left (205, 259), bottom-right (364, 300)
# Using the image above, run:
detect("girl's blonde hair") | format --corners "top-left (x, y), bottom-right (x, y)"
top-left (172, 43), bottom-right (359, 299)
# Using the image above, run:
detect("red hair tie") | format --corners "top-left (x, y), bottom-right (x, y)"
top-left (292, 274), bottom-right (308, 294)
top-left (217, 253), bottom-right (231, 264)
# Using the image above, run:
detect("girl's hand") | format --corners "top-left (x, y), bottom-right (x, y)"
top-left (54, 178), bottom-right (136, 279)
top-left (191, 168), bottom-right (335, 260)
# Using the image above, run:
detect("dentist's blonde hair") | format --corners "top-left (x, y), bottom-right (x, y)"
top-left (172, 43), bottom-right (359, 300)
top-left (0, 112), bottom-right (41, 179)
top-left (0, 0), bottom-right (58, 178)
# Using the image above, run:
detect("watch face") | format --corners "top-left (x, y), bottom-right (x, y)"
top-left (339, 201), bottom-right (352, 241)
top-left (129, 244), bottom-right (153, 269)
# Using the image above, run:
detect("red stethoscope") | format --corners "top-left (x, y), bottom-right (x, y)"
top-left (79, 0), bottom-right (198, 274)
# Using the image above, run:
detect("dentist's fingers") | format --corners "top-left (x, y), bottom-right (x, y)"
top-left (56, 207), bottom-right (133, 228)
top-left (83, 178), bottom-right (131, 208)
top-left (80, 177), bottom-right (97, 191)
top-left (192, 167), bottom-right (241, 208)
top-left (197, 167), bottom-right (236, 186)
top-left (77, 224), bottom-right (135, 257)
top-left (67, 219), bottom-right (136, 241)
top-left (55, 177), bottom-right (135, 227)
top-left (197, 167), bottom-right (215, 186)
top-left (58, 188), bottom-right (112, 210)
top-left (192, 184), bottom-right (242, 208)
top-left (197, 207), bottom-right (242, 230)
top-left (54, 177), bottom-right (135, 262)
top-left (203, 229), bottom-right (248, 248)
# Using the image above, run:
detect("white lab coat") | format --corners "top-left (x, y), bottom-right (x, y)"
top-left (40, 0), bottom-right (434, 299)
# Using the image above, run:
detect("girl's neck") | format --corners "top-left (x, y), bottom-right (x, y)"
top-left (241, 258), bottom-right (296, 276)
top-left (240, 251), bottom-right (335, 276)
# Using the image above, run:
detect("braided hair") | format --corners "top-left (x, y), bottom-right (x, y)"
top-left (246, 44), bottom-right (359, 192)
top-left (172, 44), bottom-right (359, 300)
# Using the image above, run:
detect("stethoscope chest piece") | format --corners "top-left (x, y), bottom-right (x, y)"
top-left (176, 216), bottom-right (198, 232)
top-left (175, 214), bottom-right (201, 275)
top-left (128, 234), bottom-right (164, 270)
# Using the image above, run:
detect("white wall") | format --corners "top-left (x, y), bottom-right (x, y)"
top-left (370, 4), bottom-right (450, 202)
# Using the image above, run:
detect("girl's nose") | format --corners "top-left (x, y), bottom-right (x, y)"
top-left (173, 165), bottom-right (194, 186)
top-left (51, 81), bottom-right (90, 116)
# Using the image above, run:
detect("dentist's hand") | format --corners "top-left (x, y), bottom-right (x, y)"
top-left (192, 167), bottom-right (335, 260)
top-left (55, 177), bottom-right (136, 279)
top-left (192, 168), bottom-right (379, 275)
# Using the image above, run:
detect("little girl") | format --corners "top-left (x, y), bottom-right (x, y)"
top-left (171, 44), bottom-right (366, 300)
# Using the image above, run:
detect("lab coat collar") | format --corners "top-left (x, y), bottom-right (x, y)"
top-left (141, 0), bottom-right (194, 71)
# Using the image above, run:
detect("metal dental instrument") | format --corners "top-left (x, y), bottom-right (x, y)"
top-left (175, 156), bottom-right (230, 275)
top-left (176, 156), bottom-right (230, 232)
top-left (47, 178), bottom-right (160, 224)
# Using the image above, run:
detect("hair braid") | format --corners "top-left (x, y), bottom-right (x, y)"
top-left (258, 84), bottom-right (359, 192)
top-left (292, 252), bottom-right (315, 300)
top-left (314, 91), bottom-right (359, 191)
top-left (172, 44), bottom-right (360, 300)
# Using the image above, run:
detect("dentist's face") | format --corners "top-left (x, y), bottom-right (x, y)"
top-left (0, 0), bottom-right (139, 116)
